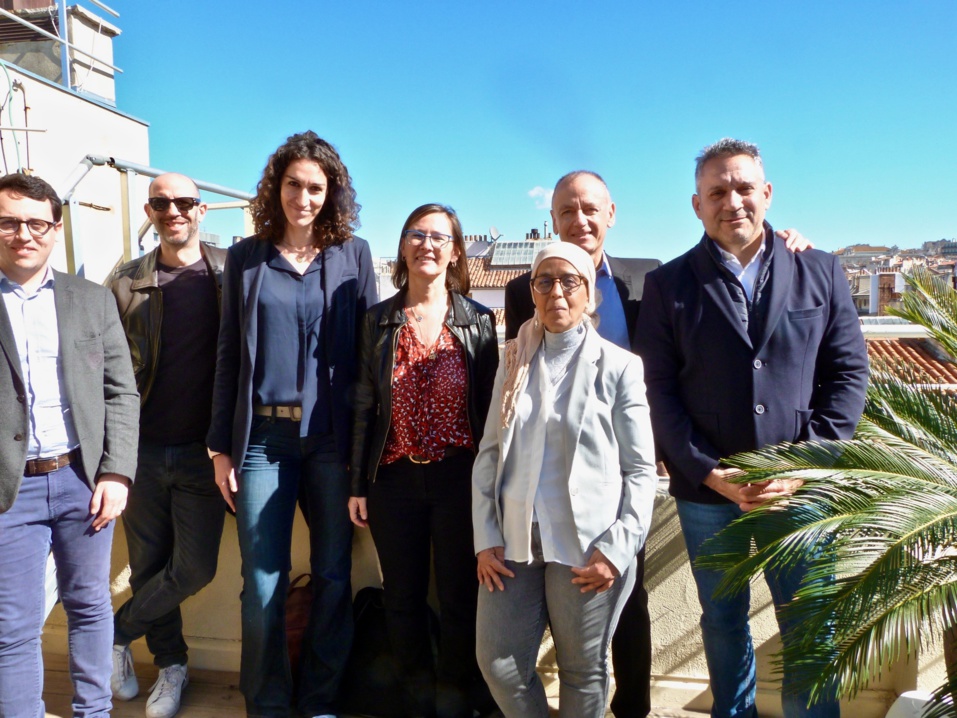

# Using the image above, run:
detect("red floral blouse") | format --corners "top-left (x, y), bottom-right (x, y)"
top-left (381, 318), bottom-right (473, 464)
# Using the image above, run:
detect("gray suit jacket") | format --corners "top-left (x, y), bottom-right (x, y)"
top-left (472, 326), bottom-right (658, 575)
top-left (0, 270), bottom-right (139, 513)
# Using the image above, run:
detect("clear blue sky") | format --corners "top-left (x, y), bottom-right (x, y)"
top-left (112, 0), bottom-right (955, 263)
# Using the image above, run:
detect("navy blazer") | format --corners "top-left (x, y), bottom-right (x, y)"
top-left (207, 235), bottom-right (378, 467)
top-left (634, 230), bottom-right (868, 504)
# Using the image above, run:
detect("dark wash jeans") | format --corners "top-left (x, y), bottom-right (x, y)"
top-left (113, 440), bottom-right (225, 667)
top-left (367, 451), bottom-right (489, 718)
top-left (237, 415), bottom-right (353, 718)
top-left (0, 462), bottom-right (115, 718)
top-left (675, 499), bottom-right (839, 718)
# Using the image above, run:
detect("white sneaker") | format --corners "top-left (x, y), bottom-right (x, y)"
top-left (110, 644), bottom-right (138, 700)
top-left (145, 663), bottom-right (188, 718)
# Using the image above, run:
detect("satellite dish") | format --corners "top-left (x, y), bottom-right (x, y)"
top-left (489, 226), bottom-right (503, 241)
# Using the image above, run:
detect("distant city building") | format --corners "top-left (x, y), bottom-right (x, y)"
top-left (835, 244), bottom-right (893, 269)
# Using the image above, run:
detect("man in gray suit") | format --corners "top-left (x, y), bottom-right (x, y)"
top-left (0, 172), bottom-right (139, 718)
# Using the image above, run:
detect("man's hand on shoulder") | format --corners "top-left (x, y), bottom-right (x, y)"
top-left (776, 228), bottom-right (814, 253)
top-left (90, 473), bottom-right (130, 531)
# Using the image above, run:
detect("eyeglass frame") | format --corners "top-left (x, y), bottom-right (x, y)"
top-left (0, 216), bottom-right (58, 238)
top-left (402, 229), bottom-right (453, 248)
top-left (530, 273), bottom-right (586, 295)
top-left (147, 197), bottom-right (201, 213)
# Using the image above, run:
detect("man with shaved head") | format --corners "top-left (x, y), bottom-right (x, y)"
top-left (107, 173), bottom-right (227, 718)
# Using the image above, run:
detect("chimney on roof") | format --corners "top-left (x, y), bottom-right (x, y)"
top-left (529, 228), bottom-right (540, 240)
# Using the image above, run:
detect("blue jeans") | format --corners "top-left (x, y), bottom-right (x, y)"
top-left (476, 525), bottom-right (636, 718)
top-left (675, 499), bottom-right (839, 718)
top-left (236, 416), bottom-right (354, 717)
top-left (0, 462), bottom-right (115, 718)
top-left (114, 440), bottom-right (225, 667)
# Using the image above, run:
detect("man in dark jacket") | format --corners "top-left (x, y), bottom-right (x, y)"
top-left (635, 139), bottom-right (868, 718)
top-left (107, 173), bottom-right (227, 718)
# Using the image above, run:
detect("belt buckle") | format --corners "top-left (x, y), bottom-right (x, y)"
top-left (408, 454), bottom-right (430, 464)
top-left (290, 406), bottom-right (302, 421)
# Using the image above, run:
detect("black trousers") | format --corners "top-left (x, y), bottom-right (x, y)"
top-left (610, 545), bottom-right (652, 718)
top-left (367, 452), bottom-right (487, 718)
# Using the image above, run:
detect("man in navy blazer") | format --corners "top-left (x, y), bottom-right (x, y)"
top-left (634, 139), bottom-right (868, 718)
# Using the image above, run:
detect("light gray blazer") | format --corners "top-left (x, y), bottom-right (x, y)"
top-left (472, 326), bottom-right (657, 575)
top-left (0, 270), bottom-right (139, 513)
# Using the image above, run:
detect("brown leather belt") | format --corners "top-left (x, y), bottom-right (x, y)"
top-left (25, 449), bottom-right (79, 476)
top-left (253, 404), bottom-right (303, 421)
top-left (406, 446), bottom-right (470, 465)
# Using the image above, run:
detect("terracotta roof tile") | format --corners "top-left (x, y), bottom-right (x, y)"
top-left (492, 308), bottom-right (505, 328)
top-left (866, 337), bottom-right (957, 383)
top-left (468, 256), bottom-right (526, 289)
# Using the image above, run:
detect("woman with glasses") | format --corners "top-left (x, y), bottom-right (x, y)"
top-left (207, 131), bottom-right (377, 718)
top-left (349, 204), bottom-right (498, 718)
top-left (472, 242), bottom-right (657, 718)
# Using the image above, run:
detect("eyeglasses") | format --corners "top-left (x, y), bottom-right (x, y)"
top-left (403, 229), bottom-right (453, 248)
top-left (147, 197), bottom-right (200, 213)
top-left (0, 217), bottom-right (57, 238)
top-left (531, 274), bottom-right (585, 295)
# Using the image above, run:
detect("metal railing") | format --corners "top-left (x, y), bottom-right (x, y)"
top-left (59, 154), bottom-right (254, 277)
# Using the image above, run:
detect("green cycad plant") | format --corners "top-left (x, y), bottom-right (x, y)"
top-left (698, 266), bottom-right (957, 717)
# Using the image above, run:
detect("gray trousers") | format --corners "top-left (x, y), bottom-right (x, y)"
top-left (476, 527), bottom-right (636, 718)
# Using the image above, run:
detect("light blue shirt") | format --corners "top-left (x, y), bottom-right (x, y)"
top-left (0, 268), bottom-right (78, 459)
top-left (594, 254), bottom-right (630, 349)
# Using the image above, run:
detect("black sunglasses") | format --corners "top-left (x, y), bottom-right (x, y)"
top-left (148, 197), bottom-right (200, 212)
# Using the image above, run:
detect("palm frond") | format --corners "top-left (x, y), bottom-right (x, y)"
top-left (865, 372), bottom-right (957, 462)
top-left (888, 267), bottom-right (957, 359)
top-left (925, 674), bottom-right (957, 718)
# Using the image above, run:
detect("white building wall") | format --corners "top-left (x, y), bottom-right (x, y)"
top-left (470, 287), bottom-right (504, 309)
top-left (0, 64), bottom-right (149, 283)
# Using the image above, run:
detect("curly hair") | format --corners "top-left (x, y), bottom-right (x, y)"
top-left (391, 203), bottom-right (470, 294)
top-left (249, 130), bottom-right (360, 247)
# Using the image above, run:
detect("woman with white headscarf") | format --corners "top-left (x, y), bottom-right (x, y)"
top-left (472, 242), bottom-right (657, 718)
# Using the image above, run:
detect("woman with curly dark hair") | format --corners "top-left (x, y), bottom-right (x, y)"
top-left (207, 131), bottom-right (377, 718)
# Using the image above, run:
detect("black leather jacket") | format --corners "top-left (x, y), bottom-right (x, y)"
top-left (350, 291), bottom-right (499, 496)
top-left (108, 242), bottom-right (227, 405)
